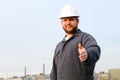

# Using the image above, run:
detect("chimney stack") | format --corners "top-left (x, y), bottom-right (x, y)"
top-left (43, 64), bottom-right (45, 75)
top-left (24, 66), bottom-right (26, 77)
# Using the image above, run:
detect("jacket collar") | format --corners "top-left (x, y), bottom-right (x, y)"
top-left (62, 29), bottom-right (82, 41)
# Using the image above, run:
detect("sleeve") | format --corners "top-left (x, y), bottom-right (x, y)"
top-left (82, 33), bottom-right (101, 65)
top-left (79, 33), bottom-right (101, 75)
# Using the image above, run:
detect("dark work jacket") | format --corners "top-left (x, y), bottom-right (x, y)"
top-left (50, 29), bottom-right (101, 80)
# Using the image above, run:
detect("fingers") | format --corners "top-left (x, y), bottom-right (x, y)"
top-left (79, 53), bottom-right (87, 62)
top-left (78, 43), bottom-right (88, 62)
top-left (78, 43), bottom-right (84, 54)
top-left (78, 43), bottom-right (83, 49)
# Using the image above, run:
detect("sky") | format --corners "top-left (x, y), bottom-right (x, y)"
top-left (0, 0), bottom-right (120, 78)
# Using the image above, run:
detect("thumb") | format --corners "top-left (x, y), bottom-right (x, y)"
top-left (78, 43), bottom-right (83, 49)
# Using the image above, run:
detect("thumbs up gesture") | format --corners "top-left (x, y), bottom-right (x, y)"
top-left (78, 43), bottom-right (88, 62)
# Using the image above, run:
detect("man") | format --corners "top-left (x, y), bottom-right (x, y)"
top-left (50, 4), bottom-right (101, 80)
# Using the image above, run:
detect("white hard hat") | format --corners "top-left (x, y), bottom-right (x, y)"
top-left (59, 4), bottom-right (79, 19)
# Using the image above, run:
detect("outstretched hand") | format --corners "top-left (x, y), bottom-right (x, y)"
top-left (78, 43), bottom-right (88, 62)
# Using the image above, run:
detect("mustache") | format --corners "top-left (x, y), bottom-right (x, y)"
top-left (66, 24), bottom-right (72, 27)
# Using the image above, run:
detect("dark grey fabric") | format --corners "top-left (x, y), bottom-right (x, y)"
top-left (50, 29), bottom-right (100, 80)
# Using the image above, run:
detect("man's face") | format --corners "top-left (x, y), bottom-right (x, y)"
top-left (61, 17), bottom-right (79, 34)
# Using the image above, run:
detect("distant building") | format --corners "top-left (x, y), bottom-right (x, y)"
top-left (23, 75), bottom-right (43, 80)
top-left (0, 78), bottom-right (4, 80)
top-left (5, 73), bottom-right (50, 80)
top-left (23, 74), bottom-right (49, 80)
top-left (43, 74), bottom-right (50, 80)
top-left (109, 68), bottom-right (120, 80)
top-left (96, 71), bottom-right (108, 80)
top-left (6, 76), bottom-right (22, 80)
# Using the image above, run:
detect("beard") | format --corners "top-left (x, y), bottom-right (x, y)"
top-left (63, 25), bottom-right (78, 34)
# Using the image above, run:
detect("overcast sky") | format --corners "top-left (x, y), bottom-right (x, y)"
top-left (0, 0), bottom-right (120, 78)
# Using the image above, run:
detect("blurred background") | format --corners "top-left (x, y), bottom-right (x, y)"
top-left (0, 0), bottom-right (120, 78)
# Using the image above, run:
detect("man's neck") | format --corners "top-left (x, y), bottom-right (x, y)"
top-left (65, 34), bottom-right (73, 41)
